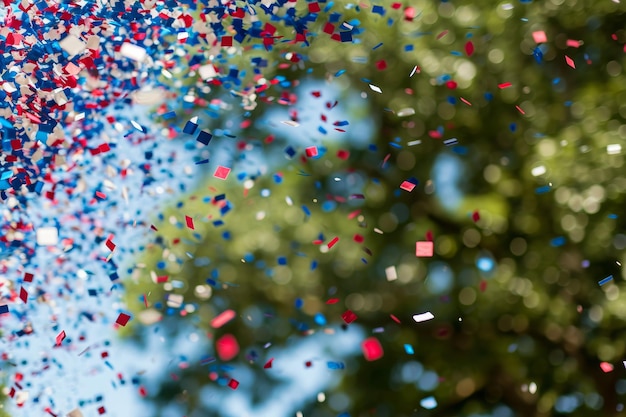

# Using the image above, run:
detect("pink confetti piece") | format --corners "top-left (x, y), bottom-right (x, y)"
top-left (116, 313), bottom-right (131, 327)
top-left (400, 180), bottom-right (416, 192)
top-left (210, 309), bottom-right (236, 328)
top-left (390, 314), bottom-right (401, 324)
top-left (56, 330), bottom-right (66, 346)
top-left (415, 241), bottom-right (434, 257)
top-left (600, 362), bottom-right (614, 373)
top-left (532, 31), bottom-right (547, 44)
top-left (327, 236), bottom-right (339, 249)
top-left (515, 105), bottom-right (526, 115)
top-left (216, 334), bottom-right (239, 361)
top-left (214, 166), bottom-right (231, 180)
top-left (566, 39), bottom-right (581, 48)
top-left (436, 30), bottom-right (449, 40)
top-left (341, 310), bottom-right (358, 324)
top-left (565, 55), bottom-right (576, 69)
top-left (361, 337), bottom-right (384, 361)
top-left (459, 97), bottom-right (472, 106)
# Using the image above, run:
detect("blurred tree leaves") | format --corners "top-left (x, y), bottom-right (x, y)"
top-left (123, 1), bottom-right (626, 416)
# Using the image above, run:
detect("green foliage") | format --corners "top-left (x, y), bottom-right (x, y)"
top-left (124, 1), bottom-right (626, 416)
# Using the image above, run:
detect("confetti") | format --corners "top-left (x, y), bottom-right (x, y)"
top-left (211, 310), bottom-right (237, 328)
top-left (116, 313), bottom-right (131, 327)
top-left (216, 334), bottom-right (240, 361)
top-left (361, 337), bottom-right (384, 361)
top-left (565, 55), bottom-right (576, 69)
top-left (415, 241), bottom-right (434, 257)
top-left (598, 275), bottom-right (613, 286)
top-left (342, 310), bottom-right (358, 324)
top-left (56, 330), bottom-right (67, 346)
top-left (412, 312), bottom-right (435, 323)
top-left (385, 266), bottom-right (398, 281)
top-left (214, 166), bottom-right (232, 180)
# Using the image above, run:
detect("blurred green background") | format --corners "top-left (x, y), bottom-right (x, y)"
top-left (122, 1), bottom-right (626, 416)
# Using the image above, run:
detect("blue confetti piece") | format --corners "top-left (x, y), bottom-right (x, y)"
top-left (420, 396), bottom-right (438, 410)
top-left (197, 130), bottom-right (213, 145)
top-left (302, 205), bottom-right (311, 217)
top-left (311, 260), bottom-right (318, 270)
top-left (550, 236), bottom-right (566, 247)
top-left (404, 344), bottom-right (414, 354)
top-left (598, 275), bottom-right (613, 286)
top-left (314, 313), bottom-right (327, 326)
top-left (608, 214), bottom-right (618, 219)
top-left (295, 298), bottom-right (303, 309)
top-left (327, 361), bottom-right (345, 370)
top-left (277, 256), bottom-right (287, 265)
top-left (183, 120), bottom-right (198, 135)
top-left (372, 42), bottom-right (383, 50)
top-left (535, 185), bottom-right (551, 194)
top-left (0, 305), bottom-right (8, 315)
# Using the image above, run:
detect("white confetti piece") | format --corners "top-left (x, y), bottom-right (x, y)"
top-left (120, 43), bottom-right (147, 62)
top-left (36, 227), bottom-right (58, 246)
top-left (369, 84), bottom-right (382, 93)
top-left (385, 266), bottom-right (397, 281)
top-left (412, 312), bottom-right (435, 323)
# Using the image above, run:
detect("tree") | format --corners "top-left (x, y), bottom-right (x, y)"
top-left (123, 1), bottom-right (626, 416)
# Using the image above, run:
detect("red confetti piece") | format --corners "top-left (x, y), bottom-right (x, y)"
top-left (24, 272), bottom-right (33, 282)
top-left (480, 280), bottom-right (488, 292)
top-left (337, 149), bottom-right (350, 160)
top-left (465, 41), bottom-right (474, 57)
top-left (185, 215), bottom-right (195, 230)
top-left (390, 314), bottom-right (401, 323)
top-left (362, 337), bottom-right (384, 361)
top-left (326, 298), bottom-right (340, 304)
top-left (327, 236), bottom-right (339, 249)
top-left (353, 234), bottom-right (364, 243)
top-left (305, 146), bottom-right (318, 157)
top-left (472, 211), bottom-right (480, 222)
top-left (565, 55), bottom-right (576, 69)
top-left (214, 166), bottom-right (231, 180)
top-left (19, 287), bottom-right (27, 303)
top-left (105, 238), bottom-right (116, 251)
top-left (98, 406), bottom-right (106, 415)
top-left (376, 60), bottom-right (387, 70)
top-left (498, 82), bottom-right (512, 89)
top-left (116, 313), bottom-right (131, 327)
top-left (210, 309), bottom-right (236, 328)
top-left (216, 334), bottom-right (239, 361)
top-left (56, 330), bottom-right (66, 346)
top-left (416, 241), bottom-right (434, 257)
top-left (341, 310), bottom-right (358, 324)
top-left (263, 358), bottom-right (274, 369)
top-left (228, 379), bottom-right (240, 389)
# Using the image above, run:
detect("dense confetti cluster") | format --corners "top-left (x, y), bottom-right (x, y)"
top-left (0, 0), bottom-right (625, 417)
